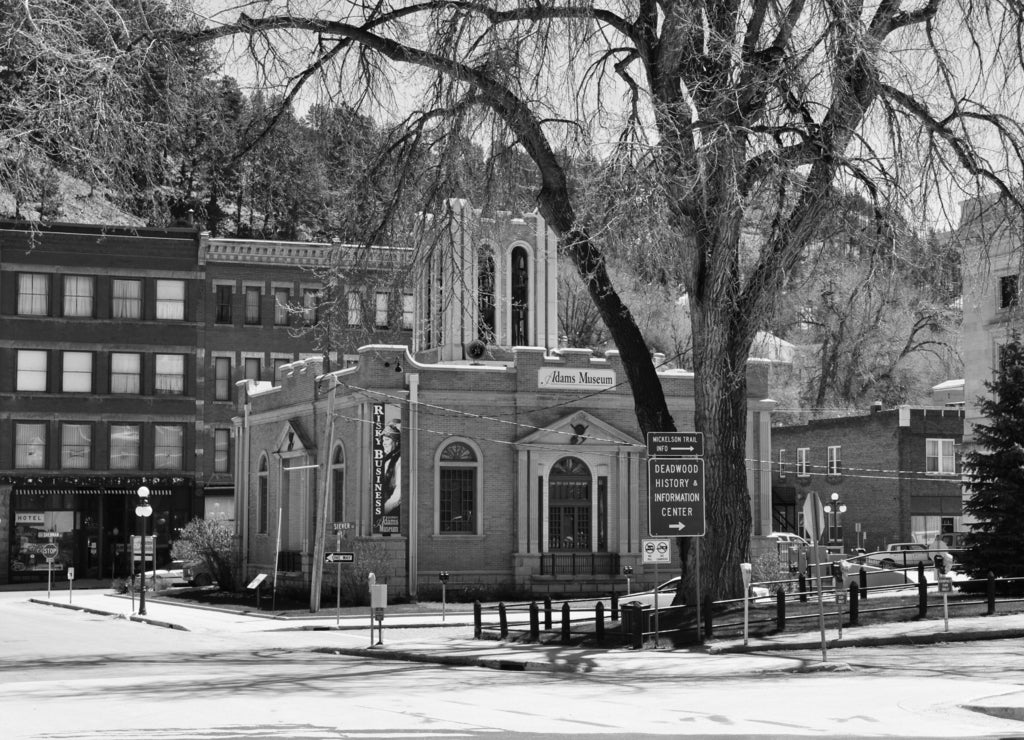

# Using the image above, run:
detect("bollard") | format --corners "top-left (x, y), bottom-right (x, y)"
top-left (918, 568), bottom-right (928, 619)
top-left (611, 592), bottom-right (619, 622)
top-left (561, 602), bottom-right (571, 644)
top-left (798, 573), bottom-right (808, 603)
top-left (499, 602), bottom-right (508, 639)
top-left (703, 594), bottom-right (713, 639)
top-left (544, 595), bottom-right (553, 630)
top-left (987, 571), bottom-right (996, 615)
top-left (849, 581), bottom-right (859, 626)
top-left (628, 604), bottom-right (644, 649)
top-left (529, 601), bottom-right (540, 641)
top-left (595, 601), bottom-right (605, 642)
top-left (775, 587), bottom-right (786, 632)
top-left (473, 600), bottom-right (482, 639)
top-left (859, 567), bottom-right (867, 599)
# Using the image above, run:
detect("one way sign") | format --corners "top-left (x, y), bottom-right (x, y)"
top-left (324, 552), bottom-right (355, 564)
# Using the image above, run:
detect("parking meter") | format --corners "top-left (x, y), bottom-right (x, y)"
top-left (740, 562), bottom-right (752, 646)
top-left (438, 571), bottom-right (450, 621)
top-left (623, 565), bottom-right (633, 593)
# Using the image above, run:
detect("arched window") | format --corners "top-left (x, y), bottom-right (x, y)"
top-left (548, 456), bottom-right (591, 550)
top-left (257, 454), bottom-right (269, 534)
top-left (511, 246), bottom-right (529, 346)
top-left (437, 440), bottom-right (479, 534)
top-left (331, 445), bottom-right (345, 523)
top-left (478, 250), bottom-right (496, 342)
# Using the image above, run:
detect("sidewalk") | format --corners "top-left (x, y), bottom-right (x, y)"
top-left (17, 584), bottom-right (1024, 721)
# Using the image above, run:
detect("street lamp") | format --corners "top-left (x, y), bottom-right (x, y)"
top-left (822, 492), bottom-right (847, 546)
top-left (135, 486), bottom-right (153, 615)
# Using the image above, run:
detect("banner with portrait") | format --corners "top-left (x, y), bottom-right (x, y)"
top-left (371, 403), bottom-right (402, 534)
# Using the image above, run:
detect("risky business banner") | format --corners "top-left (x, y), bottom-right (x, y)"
top-left (371, 403), bottom-right (402, 535)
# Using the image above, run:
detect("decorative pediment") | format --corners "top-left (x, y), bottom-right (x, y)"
top-left (516, 411), bottom-right (641, 448)
top-left (274, 420), bottom-right (315, 455)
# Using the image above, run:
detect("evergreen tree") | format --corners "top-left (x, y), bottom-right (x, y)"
top-left (961, 337), bottom-right (1024, 580)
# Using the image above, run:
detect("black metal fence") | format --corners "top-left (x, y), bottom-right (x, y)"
top-left (539, 552), bottom-right (620, 576)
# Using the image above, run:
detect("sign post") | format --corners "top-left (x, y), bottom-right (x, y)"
top-left (67, 566), bottom-right (75, 603)
top-left (41, 541), bottom-right (58, 600)
top-left (646, 431), bottom-right (706, 646)
top-left (332, 522), bottom-right (354, 628)
top-left (803, 491), bottom-right (828, 663)
top-left (642, 539), bottom-right (671, 648)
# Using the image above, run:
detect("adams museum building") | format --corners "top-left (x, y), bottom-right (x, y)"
top-left (233, 201), bottom-right (775, 604)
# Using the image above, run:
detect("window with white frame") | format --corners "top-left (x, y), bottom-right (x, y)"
top-left (155, 354), bottom-right (185, 395)
top-left (15, 422), bottom-right (47, 468)
top-left (243, 357), bottom-right (260, 381)
top-left (347, 291), bottom-right (362, 326)
top-left (110, 353), bottom-right (141, 394)
top-left (437, 440), bottom-right (479, 534)
top-left (331, 445), bottom-right (345, 522)
top-left (374, 292), bottom-right (389, 328)
top-left (17, 273), bottom-right (49, 315)
top-left (214, 357), bottom-right (231, 400)
top-left (244, 286), bottom-right (261, 325)
top-left (109, 424), bottom-right (140, 469)
top-left (215, 285), bottom-right (233, 324)
top-left (111, 279), bottom-right (142, 319)
top-left (156, 279), bottom-right (185, 320)
top-left (16, 350), bottom-right (47, 391)
top-left (273, 288), bottom-right (290, 326)
top-left (62, 351), bottom-right (93, 392)
top-left (303, 288), bottom-right (319, 325)
top-left (926, 438), bottom-right (956, 474)
top-left (796, 447), bottom-right (809, 477)
top-left (827, 445), bottom-right (842, 476)
top-left (272, 357), bottom-right (289, 381)
top-left (402, 293), bottom-right (414, 330)
top-left (778, 449), bottom-right (787, 479)
top-left (63, 275), bottom-right (94, 317)
top-left (154, 425), bottom-right (184, 469)
top-left (61, 423), bottom-right (91, 469)
top-left (214, 428), bottom-right (230, 473)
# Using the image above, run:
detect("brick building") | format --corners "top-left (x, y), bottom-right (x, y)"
top-left (234, 205), bottom-right (776, 604)
top-left (1, 221), bottom-right (411, 584)
top-left (771, 405), bottom-right (965, 553)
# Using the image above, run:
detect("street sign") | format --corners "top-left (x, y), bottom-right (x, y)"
top-left (332, 521), bottom-right (355, 532)
top-left (40, 543), bottom-right (59, 560)
top-left (802, 491), bottom-right (826, 544)
top-left (938, 576), bottom-right (953, 593)
top-left (647, 431), bottom-right (704, 458)
top-left (642, 538), bottom-right (672, 564)
top-left (324, 552), bottom-right (355, 564)
top-left (67, 567), bottom-right (75, 580)
top-left (648, 457), bottom-right (706, 537)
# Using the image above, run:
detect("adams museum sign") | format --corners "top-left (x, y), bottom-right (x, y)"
top-left (537, 367), bottom-right (616, 390)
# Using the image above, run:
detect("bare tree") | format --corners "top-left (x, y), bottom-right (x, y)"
top-left (186, 1), bottom-right (1024, 600)
top-left (1, 0), bottom-right (204, 219)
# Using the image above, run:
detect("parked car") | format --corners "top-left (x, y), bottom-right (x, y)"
top-left (767, 531), bottom-right (810, 547)
top-left (138, 560), bottom-right (185, 590)
top-left (183, 560), bottom-right (215, 587)
top-left (863, 542), bottom-right (950, 569)
top-left (621, 577), bottom-right (682, 608)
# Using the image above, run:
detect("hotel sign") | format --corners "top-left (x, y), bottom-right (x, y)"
top-left (538, 368), bottom-right (616, 390)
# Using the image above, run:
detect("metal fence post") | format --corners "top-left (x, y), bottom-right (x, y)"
top-left (544, 595), bottom-right (553, 630)
top-left (859, 567), bottom-right (867, 599)
top-left (611, 592), bottom-right (619, 622)
top-left (987, 571), bottom-right (996, 615)
top-left (595, 601), bottom-right (605, 642)
top-left (473, 600), bottom-right (482, 639)
top-left (561, 602), bottom-right (571, 644)
top-left (703, 594), bottom-right (713, 639)
top-left (917, 564), bottom-right (928, 619)
top-left (629, 604), bottom-right (644, 649)
top-left (498, 602), bottom-right (508, 639)
top-left (798, 573), bottom-right (808, 603)
top-left (849, 581), bottom-right (859, 626)
top-left (776, 587), bottom-right (786, 632)
top-left (529, 601), bottom-right (539, 641)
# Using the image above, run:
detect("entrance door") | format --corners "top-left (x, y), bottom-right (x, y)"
top-left (548, 457), bottom-right (592, 551)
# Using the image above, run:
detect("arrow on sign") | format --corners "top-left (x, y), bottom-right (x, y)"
top-left (668, 522), bottom-right (687, 531)
top-left (324, 552), bottom-right (355, 564)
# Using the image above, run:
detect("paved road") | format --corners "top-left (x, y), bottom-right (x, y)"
top-left (5, 591), bottom-right (1024, 737)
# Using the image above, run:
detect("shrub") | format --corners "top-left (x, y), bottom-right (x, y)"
top-left (171, 517), bottom-right (238, 592)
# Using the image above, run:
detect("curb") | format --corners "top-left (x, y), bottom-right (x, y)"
top-left (707, 626), bottom-right (1024, 654)
top-left (312, 646), bottom-right (580, 673)
top-left (29, 598), bottom-right (189, 631)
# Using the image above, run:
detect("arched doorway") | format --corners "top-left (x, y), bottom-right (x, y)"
top-left (548, 456), bottom-right (592, 551)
